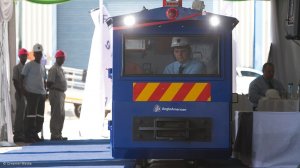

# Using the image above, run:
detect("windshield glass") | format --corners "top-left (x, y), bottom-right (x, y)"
top-left (123, 35), bottom-right (220, 77)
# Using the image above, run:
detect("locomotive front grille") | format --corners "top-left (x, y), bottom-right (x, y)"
top-left (133, 117), bottom-right (212, 141)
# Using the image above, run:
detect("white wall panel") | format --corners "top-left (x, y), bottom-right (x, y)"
top-left (21, 1), bottom-right (55, 64)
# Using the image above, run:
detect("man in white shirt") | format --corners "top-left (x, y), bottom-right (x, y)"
top-left (21, 43), bottom-right (47, 143)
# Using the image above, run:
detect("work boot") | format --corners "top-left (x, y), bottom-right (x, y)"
top-left (51, 136), bottom-right (68, 141)
top-left (24, 136), bottom-right (36, 143)
top-left (13, 135), bottom-right (25, 143)
top-left (33, 134), bottom-right (44, 142)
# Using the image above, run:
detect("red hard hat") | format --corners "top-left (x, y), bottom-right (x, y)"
top-left (55, 50), bottom-right (66, 58)
top-left (18, 48), bottom-right (28, 56)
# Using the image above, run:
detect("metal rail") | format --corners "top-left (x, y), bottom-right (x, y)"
top-left (45, 65), bottom-right (86, 90)
top-left (63, 66), bottom-right (86, 90)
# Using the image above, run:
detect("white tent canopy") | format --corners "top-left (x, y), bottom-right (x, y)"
top-left (0, 0), bottom-right (14, 145)
top-left (270, 0), bottom-right (300, 89)
top-left (0, 0), bottom-right (13, 22)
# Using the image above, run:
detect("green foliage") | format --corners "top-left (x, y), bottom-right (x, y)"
top-left (26, 0), bottom-right (71, 4)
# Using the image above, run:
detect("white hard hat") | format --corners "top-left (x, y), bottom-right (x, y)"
top-left (171, 37), bottom-right (189, 47)
top-left (33, 43), bottom-right (43, 52)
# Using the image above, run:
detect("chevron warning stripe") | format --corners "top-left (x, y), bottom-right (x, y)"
top-left (133, 82), bottom-right (211, 102)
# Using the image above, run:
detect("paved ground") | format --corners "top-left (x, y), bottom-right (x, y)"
top-left (42, 101), bottom-right (81, 140)
top-left (41, 100), bottom-right (110, 140)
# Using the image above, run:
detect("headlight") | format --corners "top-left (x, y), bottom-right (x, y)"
top-left (123, 15), bottom-right (136, 26)
top-left (210, 16), bottom-right (220, 27)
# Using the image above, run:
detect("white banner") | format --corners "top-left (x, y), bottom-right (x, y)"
top-left (79, 4), bottom-right (112, 139)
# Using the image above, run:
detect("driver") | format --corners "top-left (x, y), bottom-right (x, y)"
top-left (163, 37), bottom-right (206, 74)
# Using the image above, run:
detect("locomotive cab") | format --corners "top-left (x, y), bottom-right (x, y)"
top-left (110, 5), bottom-right (238, 160)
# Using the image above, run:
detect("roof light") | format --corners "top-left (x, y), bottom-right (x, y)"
top-left (123, 15), bottom-right (136, 27)
top-left (210, 16), bottom-right (220, 27)
top-left (166, 8), bottom-right (179, 20)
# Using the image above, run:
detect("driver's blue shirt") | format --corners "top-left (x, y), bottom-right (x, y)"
top-left (163, 59), bottom-right (206, 74)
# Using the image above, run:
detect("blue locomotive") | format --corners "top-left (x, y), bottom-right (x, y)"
top-left (109, 1), bottom-right (238, 164)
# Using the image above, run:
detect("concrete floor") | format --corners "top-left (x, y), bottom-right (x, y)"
top-left (42, 101), bottom-right (84, 140)
top-left (41, 100), bottom-right (110, 140)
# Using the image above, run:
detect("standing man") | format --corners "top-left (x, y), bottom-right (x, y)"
top-left (47, 50), bottom-right (68, 141)
top-left (21, 43), bottom-right (47, 143)
top-left (163, 37), bottom-right (206, 74)
top-left (248, 62), bottom-right (285, 110)
top-left (12, 48), bottom-right (28, 142)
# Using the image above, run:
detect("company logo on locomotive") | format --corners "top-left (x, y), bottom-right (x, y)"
top-left (153, 104), bottom-right (161, 112)
top-left (153, 104), bottom-right (188, 112)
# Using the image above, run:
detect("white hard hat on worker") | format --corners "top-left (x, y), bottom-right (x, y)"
top-left (171, 37), bottom-right (190, 47)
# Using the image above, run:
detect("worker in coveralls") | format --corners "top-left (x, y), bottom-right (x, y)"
top-left (12, 48), bottom-right (28, 142)
top-left (47, 50), bottom-right (68, 141)
top-left (21, 43), bottom-right (47, 143)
